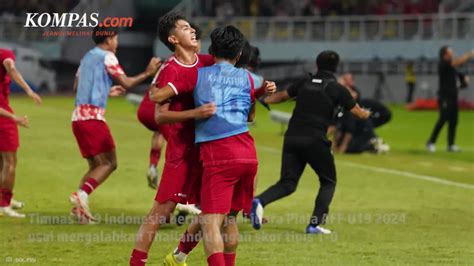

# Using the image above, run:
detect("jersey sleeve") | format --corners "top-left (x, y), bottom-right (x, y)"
top-left (287, 77), bottom-right (305, 98)
top-left (335, 83), bottom-right (356, 110)
top-left (155, 64), bottom-right (179, 93)
top-left (104, 52), bottom-right (125, 78)
top-left (0, 49), bottom-right (15, 63)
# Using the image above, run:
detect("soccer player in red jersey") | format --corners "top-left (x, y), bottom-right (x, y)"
top-left (167, 26), bottom-right (275, 266)
top-left (139, 25), bottom-right (275, 266)
top-left (137, 24), bottom-right (204, 191)
top-left (70, 26), bottom-right (160, 223)
top-left (0, 48), bottom-right (42, 218)
top-left (130, 13), bottom-right (218, 266)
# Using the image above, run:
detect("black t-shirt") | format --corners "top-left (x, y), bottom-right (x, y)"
top-left (438, 59), bottom-right (458, 100)
top-left (285, 70), bottom-right (356, 137)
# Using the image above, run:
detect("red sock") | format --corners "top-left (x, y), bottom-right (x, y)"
top-left (80, 177), bottom-right (99, 195)
top-left (207, 253), bottom-right (225, 266)
top-left (0, 189), bottom-right (5, 207)
top-left (177, 230), bottom-right (200, 254)
top-left (130, 249), bottom-right (148, 266)
top-left (0, 188), bottom-right (12, 207)
top-left (149, 148), bottom-right (161, 167)
top-left (224, 253), bottom-right (236, 266)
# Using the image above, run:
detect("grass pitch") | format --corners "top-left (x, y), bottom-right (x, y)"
top-left (1, 96), bottom-right (473, 265)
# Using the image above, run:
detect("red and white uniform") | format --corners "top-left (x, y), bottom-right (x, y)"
top-left (0, 49), bottom-right (19, 152)
top-left (154, 54), bottom-right (214, 204)
top-left (72, 47), bottom-right (125, 158)
top-left (171, 63), bottom-right (258, 214)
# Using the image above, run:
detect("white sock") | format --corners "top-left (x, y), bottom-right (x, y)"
top-left (78, 190), bottom-right (89, 200)
top-left (173, 248), bottom-right (187, 263)
top-left (149, 166), bottom-right (157, 176)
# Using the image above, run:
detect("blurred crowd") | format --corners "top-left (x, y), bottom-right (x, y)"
top-left (196, 0), bottom-right (439, 17)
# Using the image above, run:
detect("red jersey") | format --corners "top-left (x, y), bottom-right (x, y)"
top-left (170, 62), bottom-right (258, 166)
top-left (153, 53), bottom-right (214, 162)
top-left (0, 49), bottom-right (15, 108)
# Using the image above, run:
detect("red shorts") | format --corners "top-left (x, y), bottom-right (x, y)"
top-left (200, 163), bottom-right (257, 214)
top-left (155, 147), bottom-right (202, 204)
top-left (137, 96), bottom-right (169, 139)
top-left (137, 96), bottom-right (159, 131)
top-left (72, 120), bottom-right (115, 158)
top-left (0, 106), bottom-right (19, 152)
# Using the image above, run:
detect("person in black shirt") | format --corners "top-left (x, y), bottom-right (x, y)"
top-left (250, 51), bottom-right (370, 234)
top-left (427, 46), bottom-right (474, 152)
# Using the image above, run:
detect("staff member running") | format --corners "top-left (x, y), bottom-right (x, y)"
top-left (251, 51), bottom-right (370, 234)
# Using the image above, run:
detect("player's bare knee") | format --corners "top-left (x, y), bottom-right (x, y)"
top-left (102, 159), bottom-right (117, 171)
top-left (149, 201), bottom-right (175, 224)
top-left (3, 155), bottom-right (17, 173)
top-left (6, 163), bottom-right (16, 175)
top-left (224, 235), bottom-right (238, 253)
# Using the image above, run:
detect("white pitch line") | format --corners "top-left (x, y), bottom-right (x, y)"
top-left (257, 145), bottom-right (474, 190)
top-left (18, 102), bottom-right (474, 190)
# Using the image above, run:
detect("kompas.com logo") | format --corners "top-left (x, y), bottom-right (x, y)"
top-left (24, 13), bottom-right (133, 28)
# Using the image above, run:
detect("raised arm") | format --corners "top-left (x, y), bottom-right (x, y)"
top-left (3, 58), bottom-right (42, 105)
top-left (452, 50), bottom-right (474, 67)
top-left (113, 57), bottom-right (161, 89)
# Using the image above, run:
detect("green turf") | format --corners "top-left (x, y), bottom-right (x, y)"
top-left (1, 96), bottom-right (473, 265)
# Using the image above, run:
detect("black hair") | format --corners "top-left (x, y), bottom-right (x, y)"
top-left (209, 25), bottom-right (246, 60)
top-left (236, 40), bottom-right (251, 68)
top-left (439, 45), bottom-right (450, 59)
top-left (92, 26), bottom-right (118, 45)
top-left (190, 23), bottom-right (202, 40)
top-left (158, 12), bottom-right (187, 51)
top-left (316, 50), bottom-right (340, 72)
top-left (248, 46), bottom-right (261, 70)
top-left (236, 41), bottom-right (261, 69)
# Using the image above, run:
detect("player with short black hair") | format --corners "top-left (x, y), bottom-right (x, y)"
top-left (92, 26), bottom-right (119, 45)
top-left (131, 12), bottom-right (217, 266)
top-left (69, 26), bottom-right (160, 223)
top-left (158, 12), bottom-right (188, 52)
top-left (168, 25), bottom-right (275, 266)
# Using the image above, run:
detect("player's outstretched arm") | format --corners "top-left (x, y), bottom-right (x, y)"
top-left (3, 58), bottom-right (42, 105)
top-left (108, 85), bottom-right (126, 97)
top-left (264, 90), bottom-right (291, 104)
top-left (114, 57), bottom-right (161, 89)
top-left (263, 81), bottom-right (277, 95)
top-left (154, 102), bottom-right (216, 125)
top-left (0, 107), bottom-right (29, 128)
